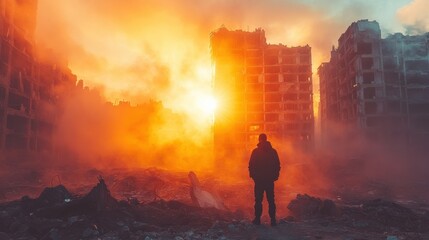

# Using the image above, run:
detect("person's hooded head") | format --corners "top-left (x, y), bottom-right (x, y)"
top-left (257, 133), bottom-right (272, 150)
top-left (258, 133), bottom-right (267, 142)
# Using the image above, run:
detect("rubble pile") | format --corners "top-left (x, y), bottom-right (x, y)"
top-left (0, 177), bottom-right (240, 240)
top-left (106, 169), bottom-right (252, 215)
top-left (21, 184), bottom-right (72, 212)
top-left (287, 194), bottom-right (338, 219)
top-left (341, 198), bottom-right (429, 233)
top-left (287, 193), bottom-right (429, 236)
top-left (107, 168), bottom-right (193, 204)
top-left (1, 168), bottom-right (429, 239)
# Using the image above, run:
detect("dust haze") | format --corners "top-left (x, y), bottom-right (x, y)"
top-left (16, 0), bottom-right (427, 203)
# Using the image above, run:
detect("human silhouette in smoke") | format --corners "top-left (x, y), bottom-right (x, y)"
top-left (248, 133), bottom-right (280, 226)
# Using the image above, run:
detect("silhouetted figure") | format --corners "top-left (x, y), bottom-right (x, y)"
top-left (248, 133), bottom-right (280, 226)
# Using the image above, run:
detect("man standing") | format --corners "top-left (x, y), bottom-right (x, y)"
top-left (248, 133), bottom-right (281, 226)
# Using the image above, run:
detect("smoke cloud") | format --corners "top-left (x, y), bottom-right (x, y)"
top-left (397, 0), bottom-right (429, 34)
top-left (28, 0), bottom-right (429, 204)
top-left (35, 0), bottom-right (373, 108)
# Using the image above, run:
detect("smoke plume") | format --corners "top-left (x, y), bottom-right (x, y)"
top-left (29, 0), bottom-right (429, 203)
top-left (397, 0), bottom-right (429, 34)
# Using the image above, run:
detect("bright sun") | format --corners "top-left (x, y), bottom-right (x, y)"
top-left (197, 95), bottom-right (218, 117)
top-left (191, 64), bottom-right (218, 121)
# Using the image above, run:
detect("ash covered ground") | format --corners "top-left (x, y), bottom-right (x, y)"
top-left (0, 167), bottom-right (429, 240)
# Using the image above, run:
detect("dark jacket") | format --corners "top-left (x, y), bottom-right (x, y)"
top-left (248, 141), bottom-right (280, 182)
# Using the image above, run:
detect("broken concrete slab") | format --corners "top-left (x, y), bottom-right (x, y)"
top-left (188, 171), bottom-right (226, 210)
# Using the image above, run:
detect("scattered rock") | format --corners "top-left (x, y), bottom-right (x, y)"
top-left (48, 228), bottom-right (60, 240)
top-left (360, 199), bottom-right (426, 232)
top-left (386, 236), bottom-right (399, 240)
top-left (281, 216), bottom-right (296, 222)
top-left (1, 169), bottom-right (428, 240)
top-left (67, 216), bottom-right (80, 224)
top-left (82, 227), bottom-right (99, 238)
top-left (227, 223), bottom-right (239, 232)
top-left (0, 232), bottom-right (11, 240)
top-left (352, 220), bottom-right (369, 228)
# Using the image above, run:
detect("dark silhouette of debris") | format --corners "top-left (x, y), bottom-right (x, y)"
top-left (288, 194), bottom-right (429, 234)
top-left (0, 175), bottom-right (238, 239)
top-left (82, 176), bottom-right (119, 212)
top-left (20, 185), bottom-right (72, 214)
top-left (32, 176), bottom-right (118, 218)
top-left (341, 198), bottom-right (429, 232)
top-left (287, 194), bottom-right (338, 219)
top-left (1, 170), bottom-right (428, 239)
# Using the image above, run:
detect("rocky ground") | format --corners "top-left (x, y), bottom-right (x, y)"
top-left (0, 168), bottom-right (428, 240)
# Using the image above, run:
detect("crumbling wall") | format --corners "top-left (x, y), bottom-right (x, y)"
top-left (319, 20), bottom-right (429, 150)
top-left (0, 0), bottom-right (81, 162)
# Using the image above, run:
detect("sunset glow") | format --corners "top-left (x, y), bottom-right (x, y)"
top-left (30, 0), bottom-right (426, 172)
top-left (36, 0), bottom-right (416, 126)
top-left (2, 3), bottom-right (429, 239)
top-left (196, 95), bottom-right (218, 118)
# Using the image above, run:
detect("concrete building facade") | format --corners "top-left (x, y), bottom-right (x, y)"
top-left (0, 0), bottom-right (79, 161)
top-left (319, 20), bottom-right (429, 147)
top-left (210, 27), bottom-right (314, 163)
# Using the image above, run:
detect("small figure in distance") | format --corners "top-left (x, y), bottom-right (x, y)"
top-left (248, 133), bottom-right (281, 226)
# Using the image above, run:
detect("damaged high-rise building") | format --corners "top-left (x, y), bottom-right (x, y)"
top-left (319, 20), bottom-right (429, 148)
top-left (210, 27), bottom-right (314, 163)
top-left (0, 0), bottom-right (80, 161)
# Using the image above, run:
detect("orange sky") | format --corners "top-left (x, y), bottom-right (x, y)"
top-left (35, 0), bottom-right (423, 125)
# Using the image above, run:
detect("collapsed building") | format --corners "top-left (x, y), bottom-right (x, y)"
top-left (210, 27), bottom-right (314, 164)
top-left (0, 0), bottom-right (81, 162)
top-left (319, 20), bottom-right (429, 149)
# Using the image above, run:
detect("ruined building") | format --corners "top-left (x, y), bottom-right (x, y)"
top-left (210, 27), bottom-right (314, 163)
top-left (0, 0), bottom-right (79, 161)
top-left (319, 20), bottom-right (429, 147)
